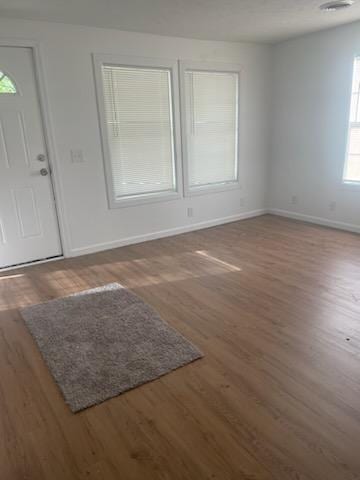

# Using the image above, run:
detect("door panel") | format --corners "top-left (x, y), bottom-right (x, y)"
top-left (12, 187), bottom-right (42, 238)
top-left (0, 46), bottom-right (62, 268)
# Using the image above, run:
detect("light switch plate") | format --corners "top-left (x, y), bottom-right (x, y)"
top-left (70, 149), bottom-right (84, 163)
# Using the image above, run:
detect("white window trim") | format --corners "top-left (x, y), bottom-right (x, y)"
top-left (342, 55), bottom-right (360, 188)
top-left (93, 53), bottom-right (183, 208)
top-left (179, 60), bottom-right (242, 197)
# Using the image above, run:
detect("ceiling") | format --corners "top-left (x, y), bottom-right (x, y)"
top-left (0, 0), bottom-right (360, 44)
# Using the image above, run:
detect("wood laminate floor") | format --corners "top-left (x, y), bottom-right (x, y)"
top-left (1, 214), bottom-right (360, 480)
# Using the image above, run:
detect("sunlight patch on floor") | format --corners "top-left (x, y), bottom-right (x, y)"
top-left (0, 273), bottom-right (25, 280)
top-left (0, 249), bottom-right (244, 310)
top-left (195, 250), bottom-right (242, 272)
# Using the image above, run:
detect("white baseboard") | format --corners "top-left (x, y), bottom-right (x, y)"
top-left (69, 209), bottom-right (267, 257)
top-left (269, 208), bottom-right (360, 234)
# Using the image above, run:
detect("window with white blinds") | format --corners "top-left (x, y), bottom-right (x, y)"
top-left (181, 64), bottom-right (240, 194)
top-left (344, 57), bottom-right (360, 183)
top-left (96, 56), bottom-right (180, 206)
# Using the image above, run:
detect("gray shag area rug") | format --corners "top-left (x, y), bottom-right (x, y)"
top-left (20, 283), bottom-right (203, 412)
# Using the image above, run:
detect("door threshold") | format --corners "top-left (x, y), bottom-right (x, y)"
top-left (0, 255), bottom-right (64, 273)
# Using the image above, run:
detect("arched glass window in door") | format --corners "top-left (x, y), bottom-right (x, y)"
top-left (0, 71), bottom-right (17, 93)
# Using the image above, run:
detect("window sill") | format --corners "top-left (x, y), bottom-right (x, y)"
top-left (341, 181), bottom-right (360, 191)
top-left (108, 190), bottom-right (182, 209)
top-left (184, 181), bottom-right (241, 197)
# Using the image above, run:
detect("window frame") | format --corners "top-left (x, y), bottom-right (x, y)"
top-left (93, 53), bottom-right (183, 208)
top-left (343, 55), bottom-right (360, 187)
top-left (179, 60), bottom-right (241, 197)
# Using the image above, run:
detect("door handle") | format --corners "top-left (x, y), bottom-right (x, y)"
top-left (40, 168), bottom-right (49, 176)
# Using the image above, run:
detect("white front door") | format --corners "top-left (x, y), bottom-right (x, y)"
top-left (0, 46), bottom-right (62, 268)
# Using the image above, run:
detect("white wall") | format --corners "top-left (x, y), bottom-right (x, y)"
top-left (0, 18), bottom-right (270, 256)
top-left (269, 21), bottom-right (360, 231)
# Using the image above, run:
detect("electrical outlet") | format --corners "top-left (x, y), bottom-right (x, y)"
top-left (329, 201), bottom-right (336, 212)
top-left (70, 149), bottom-right (84, 163)
top-left (187, 207), bottom-right (193, 217)
top-left (291, 195), bottom-right (298, 205)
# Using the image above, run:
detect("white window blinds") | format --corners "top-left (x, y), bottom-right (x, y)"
top-left (344, 57), bottom-right (360, 183)
top-left (184, 69), bottom-right (239, 190)
top-left (101, 65), bottom-right (176, 199)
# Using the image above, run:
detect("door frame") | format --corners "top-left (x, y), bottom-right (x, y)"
top-left (0, 38), bottom-right (71, 262)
